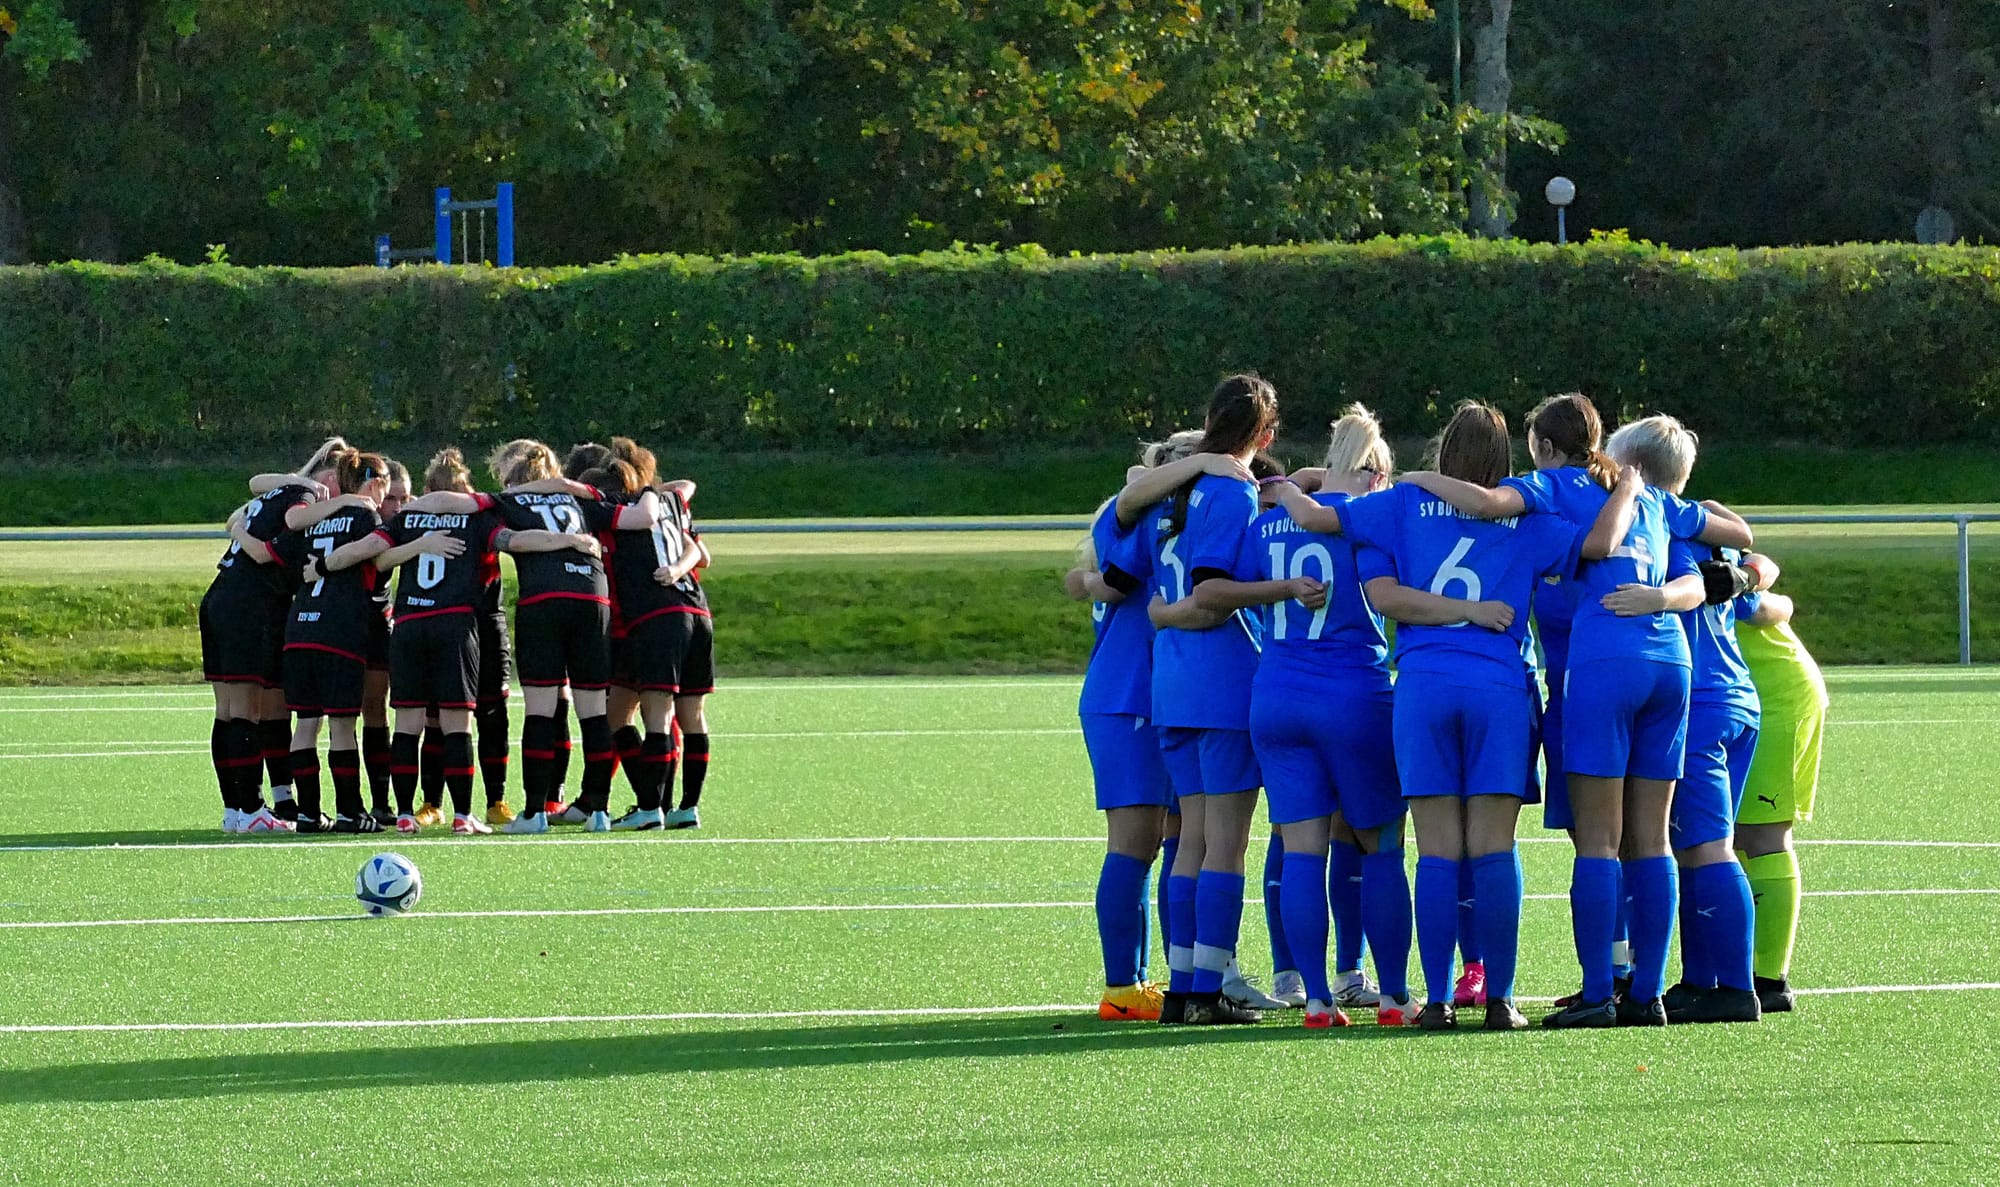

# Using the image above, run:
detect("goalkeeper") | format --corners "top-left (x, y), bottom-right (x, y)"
top-left (1715, 552), bottom-right (1824, 1014)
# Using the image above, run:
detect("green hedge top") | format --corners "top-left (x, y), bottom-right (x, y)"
top-left (7, 237), bottom-right (2000, 455)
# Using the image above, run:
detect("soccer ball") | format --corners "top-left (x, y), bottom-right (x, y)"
top-left (356, 852), bottom-right (423, 917)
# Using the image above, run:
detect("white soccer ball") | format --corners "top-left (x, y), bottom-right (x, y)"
top-left (356, 852), bottom-right (423, 917)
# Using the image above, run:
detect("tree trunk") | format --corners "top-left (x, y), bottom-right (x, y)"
top-left (1467, 0), bottom-right (1513, 238)
top-left (71, 0), bottom-right (145, 262)
top-left (0, 63), bottom-right (26, 263)
top-left (1923, 0), bottom-right (1961, 217)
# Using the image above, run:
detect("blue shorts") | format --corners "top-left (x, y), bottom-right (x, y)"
top-left (1081, 713), bottom-right (1173, 811)
top-left (1541, 674), bottom-right (1574, 830)
top-left (1672, 703), bottom-right (1760, 850)
top-left (1249, 679), bottom-right (1402, 829)
top-left (1391, 673), bottom-right (1539, 802)
top-left (1563, 658), bottom-right (1691, 781)
top-left (1158, 725), bottom-right (1261, 800)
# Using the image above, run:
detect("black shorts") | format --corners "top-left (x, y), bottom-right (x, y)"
top-left (366, 614), bottom-right (391, 672)
top-left (477, 611), bottom-right (511, 706)
top-left (390, 615), bottom-right (481, 711)
top-left (285, 645), bottom-right (366, 718)
top-left (514, 598), bottom-right (611, 690)
top-left (617, 610), bottom-right (714, 694)
top-left (200, 587), bottom-right (285, 688)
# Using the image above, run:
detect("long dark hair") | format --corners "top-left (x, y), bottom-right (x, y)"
top-left (1432, 402), bottom-right (1512, 488)
top-left (1166, 374), bottom-right (1279, 538)
top-left (1528, 392), bottom-right (1618, 492)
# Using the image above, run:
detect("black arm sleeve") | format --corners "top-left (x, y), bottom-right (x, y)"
top-left (1100, 564), bottom-right (1140, 596)
top-left (1191, 566), bottom-right (1230, 588)
top-left (1699, 559), bottom-right (1753, 606)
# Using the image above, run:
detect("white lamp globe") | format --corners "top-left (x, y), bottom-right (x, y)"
top-left (1545, 176), bottom-right (1577, 208)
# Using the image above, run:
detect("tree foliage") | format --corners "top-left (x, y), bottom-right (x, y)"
top-left (4, 0), bottom-right (1998, 263)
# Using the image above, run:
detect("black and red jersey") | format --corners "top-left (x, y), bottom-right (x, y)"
top-left (490, 489), bottom-right (618, 605)
top-left (603, 491), bottom-right (707, 635)
top-left (374, 499), bottom-right (505, 622)
top-left (210, 483), bottom-right (317, 602)
top-left (272, 507), bottom-right (383, 661)
top-left (658, 489), bottom-right (709, 615)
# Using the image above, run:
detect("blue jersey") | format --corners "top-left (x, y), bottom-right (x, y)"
top-left (1233, 493), bottom-right (1391, 686)
top-left (1504, 471), bottom-right (1582, 678)
top-left (1677, 541), bottom-right (1760, 719)
top-left (1113, 473), bottom-right (1263, 729)
top-left (1080, 502), bottom-right (1156, 719)
top-left (1504, 467), bottom-right (1709, 669)
top-left (1338, 485), bottom-right (1582, 689)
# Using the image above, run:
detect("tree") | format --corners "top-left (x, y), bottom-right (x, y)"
top-left (782, 0), bottom-right (1474, 253)
top-left (1464, 0), bottom-right (1510, 237)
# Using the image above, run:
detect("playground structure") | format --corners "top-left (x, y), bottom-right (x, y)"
top-left (375, 183), bottom-right (515, 267)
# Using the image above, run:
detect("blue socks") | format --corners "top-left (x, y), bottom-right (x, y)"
top-left (1361, 847), bottom-right (1413, 1002)
top-left (1677, 868), bottom-right (1711, 988)
top-left (1571, 856), bottom-right (1621, 1003)
top-left (1624, 855), bottom-right (1678, 1003)
top-left (1278, 851), bottom-right (1331, 1003)
top-left (1263, 833), bottom-right (1294, 975)
top-left (1166, 874), bottom-right (1197, 993)
top-left (1688, 860), bottom-right (1756, 992)
top-left (1190, 871), bottom-right (1246, 995)
top-left (1614, 863), bottom-right (1635, 980)
top-left (1414, 855), bottom-right (1460, 1005)
top-left (1329, 839), bottom-right (1364, 973)
top-left (1095, 853), bottom-right (1150, 986)
top-left (1457, 858), bottom-right (1482, 966)
top-left (1470, 849), bottom-right (1523, 1002)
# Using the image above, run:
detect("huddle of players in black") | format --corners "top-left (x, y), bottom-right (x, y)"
top-left (198, 436), bottom-right (715, 837)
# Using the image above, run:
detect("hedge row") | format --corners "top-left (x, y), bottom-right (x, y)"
top-left (8, 237), bottom-right (2000, 455)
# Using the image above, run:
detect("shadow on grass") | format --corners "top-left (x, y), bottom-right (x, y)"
top-left (0, 829), bottom-right (339, 850)
top-left (0, 1014), bottom-right (1449, 1103)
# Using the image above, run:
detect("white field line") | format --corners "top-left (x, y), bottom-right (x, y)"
top-left (3, 834), bottom-right (2000, 855)
top-left (1, 887), bottom-right (1992, 931)
top-left (0, 679), bottom-right (1085, 707)
top-left (4, 983), bottom-right (1999, 1035)
top-left (0, 729), bottom-right (1084, 757)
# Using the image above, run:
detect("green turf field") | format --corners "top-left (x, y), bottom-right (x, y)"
top-left (0, 671), bottom-right (1996, 1184)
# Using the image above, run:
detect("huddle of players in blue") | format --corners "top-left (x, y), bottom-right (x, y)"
top-left (1069, 378), bottom-right (1784, 1030)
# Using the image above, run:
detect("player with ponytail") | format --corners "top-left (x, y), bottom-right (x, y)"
top-left (1104, 375), bottom-right (1280, 1025)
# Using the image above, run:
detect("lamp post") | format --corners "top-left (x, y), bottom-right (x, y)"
top-left (1545, 176), bottom-right (1576, 245)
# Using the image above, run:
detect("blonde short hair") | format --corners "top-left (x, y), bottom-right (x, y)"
top-left (1607, 415), bottom-right (1699, 493)
top-left (1324, 404), bottom-right (1393, 477)
top-left (488, 438), bottom-right (559, 488)
top-left (1139, 430), bottom-right (1204, 469)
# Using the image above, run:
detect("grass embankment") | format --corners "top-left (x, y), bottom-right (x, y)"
top-left (9, 442), bottom-right (2000, 526)
top-left (0, 515), bottom-right (1993, 683)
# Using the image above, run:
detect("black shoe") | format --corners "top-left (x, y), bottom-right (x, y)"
top-left (370, 807), bottom-right (397, 827)
top-left (294, 812), bottom-right (336, 834)
top-left (1482, 999), bottom-right (1529, 1031)
top-left (1616, 996), bottom-right (1669, 1027)
top-left (1613, 974), bottom-right (1634, 1001)
top-left (1158, 992), bottom-right (1188, 1026)
top-left (273, 798), bottom-right (298, 823)
top-left (1756, 975), bottom-right (1796, 1014)
top-left (1682, 986), bottom-right (1762, 1024)
top-left (1417, 1001), bottom-right (1457, 1031)
top-left (331, 814), bottom-right (384, 834)
top-left (1543, 998), bottom-right (1617, 1029)
top-left (1185, 993), bottom-right (1262, 1025)
top-left (1663, 981), bottom-right (1708, 1023)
